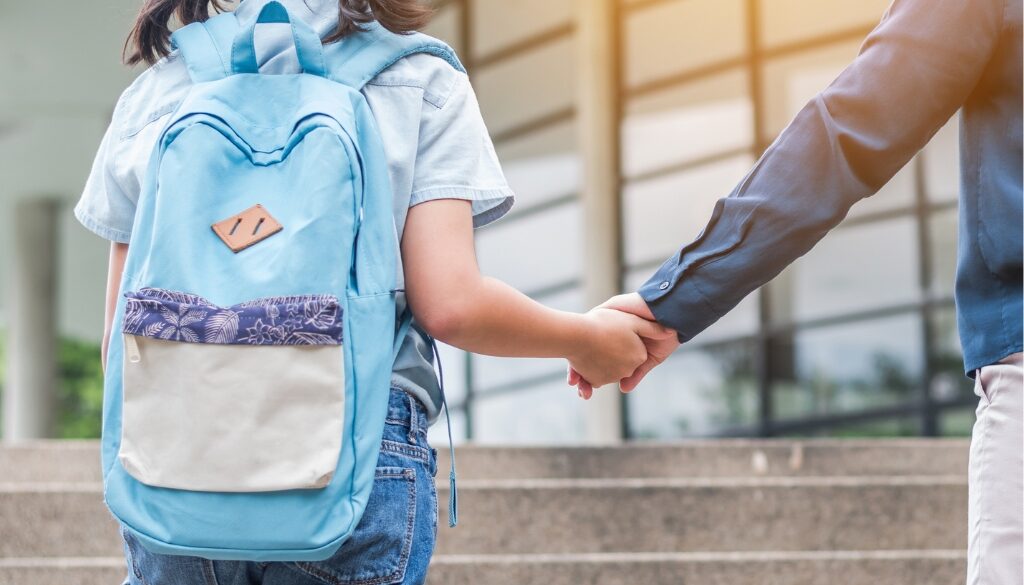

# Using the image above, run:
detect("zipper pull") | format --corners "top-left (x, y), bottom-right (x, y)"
top-left (429, 337), bottom-right (459, 528)
top-left (125, 335), bottom-right (142, 364)
top-left (448, 467), bottom-right (458, 528)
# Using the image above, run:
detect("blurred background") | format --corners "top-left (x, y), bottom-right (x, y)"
top-left (0, 0), bottom-right (974, 445)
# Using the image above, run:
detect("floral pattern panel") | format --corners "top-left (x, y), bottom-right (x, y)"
top-left (123, 288), bottom-right (344, 346)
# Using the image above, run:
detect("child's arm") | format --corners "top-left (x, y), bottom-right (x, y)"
top-left (402, 199), bottom-right (670, 388)
top-left (101, 242), bottom-right (129, 372)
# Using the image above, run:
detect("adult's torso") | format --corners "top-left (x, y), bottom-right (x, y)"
top-left (955, 0), bottom-right (1023, 372)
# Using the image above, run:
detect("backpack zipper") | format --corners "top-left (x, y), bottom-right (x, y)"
top-left (125, 335), bottom-right (142, 363)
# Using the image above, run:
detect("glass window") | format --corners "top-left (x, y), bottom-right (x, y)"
top-left (496, 120), bottom-right (580, 213)
top-left (470, 0), bottom-right (573, 61)
top-left (928, 207), bottom-right (958, 297)
top-left (427, 408), bottom-right (469, 445)
top-left (624, 0), bottom-right (747, 90)
top-left (422, 3), bottom-right (463, 54)
top-left (846, 157), bottom-right (917, 218)
top-left (761, 41), bottom-right (861, 137)
top-left (472, 381), bottom-right (586, 444)
top-left (622, 69), bottom-right (752, 179)
top-left (758, 0), bottom-right (888, 49)
top-left (472, 287), bottom-right (585, 392)
top-left (923, 116), bottom-right (960, 204)
top-left (472, 355), bottom-right (566, 394)
top-left (475, 201), bottom-right (582, 292)
top-left (473, 38), bottom-right (576, 137)
top-left (693, 292), bottom-right (761, 345)
top-left (771, 216), bottom-right (919, 324)
top-left (627, 340), bottom-right (759, 438)
top-left (939, 407), bottom-right (975, 438)
top-left (622, 154), bottom-right (754, 267)
top-left (928, 307), bottom-right (973, 402)
top-left (434, 341), bottom-right (468, 405)
top-left (771, 313), bottom-right (924, 420)
top-left (783, 416), bottom-right (920, 438)
top-left (621, 266), bottom-right (659, 294)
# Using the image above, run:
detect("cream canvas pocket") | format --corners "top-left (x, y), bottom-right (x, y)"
top-left (118, 288), bottom-right (346, 493)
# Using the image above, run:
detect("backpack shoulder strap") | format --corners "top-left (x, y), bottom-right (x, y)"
top-left (170, 12), bottom-right (241, 83)
top-left (322, 23), bottom-right (465, 90)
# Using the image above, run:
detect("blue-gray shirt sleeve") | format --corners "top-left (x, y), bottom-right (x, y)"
top-left (638, 0), bottom-right (1005, 341)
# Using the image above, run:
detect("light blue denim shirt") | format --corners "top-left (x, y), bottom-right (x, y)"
top-left (640, 0), bottom-right (1022, 374)
top-left (75, 0), bottom-right (515, 421)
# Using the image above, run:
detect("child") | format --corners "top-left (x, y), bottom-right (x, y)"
top-left (75, 0), bottom-right (670, 583)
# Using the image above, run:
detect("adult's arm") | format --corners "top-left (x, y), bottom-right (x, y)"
top-left (639, 0), bottom-right (1004, 340)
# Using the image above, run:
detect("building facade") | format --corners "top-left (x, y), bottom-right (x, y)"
top-left (0, 0), bottom-right (975, 443)
top-left (421, 0), bottom-right (975, 444)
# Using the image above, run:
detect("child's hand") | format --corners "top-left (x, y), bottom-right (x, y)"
top-left (567, 308), bottom-right (668, 388)
top-left (569, 294), bottom-right (680, 398)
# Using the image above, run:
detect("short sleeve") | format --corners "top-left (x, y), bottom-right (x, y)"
top-left (74, 92), bottom-right (139, 243)
top-left (410, 72), bottom-right (515, 228)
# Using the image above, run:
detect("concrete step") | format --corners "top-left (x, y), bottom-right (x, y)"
top-left (436, 439), bottom-right (970, 479)
top-left (0, 476), bottom-right (966, 558)
top-left (0, 558), bottom-right (124, 585)
top-left (0, 441), bottom-right (102, 483)
top-left (433, 476), bottom-right (967, 555)
top-left (0, 439), bottom-right (969, 483)
top-left (427, 550), bottom-right (967, 585)
top-left (0, 551), bottom-right (967, 585)
top-left (0, 483), bottom-right (122, 558)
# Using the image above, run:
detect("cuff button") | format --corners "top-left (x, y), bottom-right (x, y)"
top-left (659, 281), bottom-right (670, 290)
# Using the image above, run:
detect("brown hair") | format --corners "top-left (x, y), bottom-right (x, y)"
top-left (124, 0), bottom-right (432, 66)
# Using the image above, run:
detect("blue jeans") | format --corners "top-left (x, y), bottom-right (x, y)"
top-left (121, 389), bottom-right (439, 585)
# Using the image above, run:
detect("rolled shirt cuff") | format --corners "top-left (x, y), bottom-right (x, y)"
top-left (638, 257), bottom-right (723, 344)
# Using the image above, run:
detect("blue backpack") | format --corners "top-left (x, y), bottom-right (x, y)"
top-left (102, 1), bottom-right (460, 561)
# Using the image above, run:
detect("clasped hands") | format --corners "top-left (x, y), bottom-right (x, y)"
top-left (566, 293), bottom-right (680, 400)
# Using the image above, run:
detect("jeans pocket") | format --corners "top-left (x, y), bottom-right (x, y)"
top-left (122, 529), bottom-right (148, 585)
top-left (975, 366), bottom-right (1002, 405)
top-left (122, 528), bottom-right (218, 585)
top-left (293, 467), bottom-right (417, 585)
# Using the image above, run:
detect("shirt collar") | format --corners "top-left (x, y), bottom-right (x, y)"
top-left (233, 0), bottom-right (339, 36)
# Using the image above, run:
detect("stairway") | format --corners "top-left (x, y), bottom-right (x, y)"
top-left (0, 439), bottom-right (969, 584)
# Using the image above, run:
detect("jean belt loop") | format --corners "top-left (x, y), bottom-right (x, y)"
top-left (406, 392), bottom-right (420, 445)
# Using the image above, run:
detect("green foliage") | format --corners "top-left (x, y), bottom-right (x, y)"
top-left (56, 337), bottom-right (105, 438)
top-left (0, 333), bottom-right (104, 439)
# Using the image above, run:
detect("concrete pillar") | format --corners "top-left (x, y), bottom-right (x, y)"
top-left (3, 199), bottom-right (59, 441)
top-left (575, 0), bottom-right (624, 444)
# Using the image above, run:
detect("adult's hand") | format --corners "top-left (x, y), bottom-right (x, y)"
top-left (569, 293), bottom-right (680, 399)
top-left (568, 307), bottom-right (670, 388)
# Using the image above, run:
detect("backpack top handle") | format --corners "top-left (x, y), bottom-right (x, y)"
top-left (230, 0), bottom-right (327, 78)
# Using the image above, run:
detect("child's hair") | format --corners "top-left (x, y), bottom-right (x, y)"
top-left (125, 0), bottom-right (432, 66)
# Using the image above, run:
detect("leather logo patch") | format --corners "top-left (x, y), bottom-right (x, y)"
top-left (211, 204), bottom-right (283, 253)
